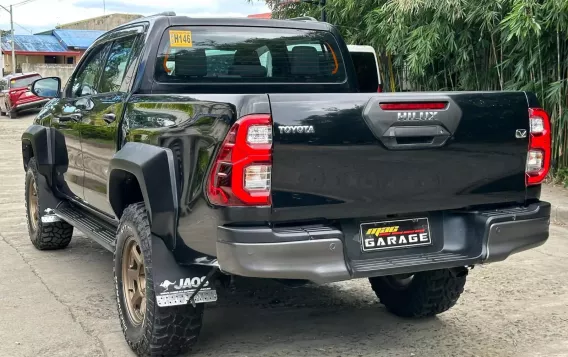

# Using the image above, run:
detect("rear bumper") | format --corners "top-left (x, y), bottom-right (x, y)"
top-left (13, 99), bottom-right (49, 111)
top-left (216, 202), bottom-right (550, 283)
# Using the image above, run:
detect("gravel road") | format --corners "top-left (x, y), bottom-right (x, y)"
top-left (1, 114), bottom-right (567, 357)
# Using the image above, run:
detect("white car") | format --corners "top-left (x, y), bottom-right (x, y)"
top-left (347, 45), bottom-right (383, 92)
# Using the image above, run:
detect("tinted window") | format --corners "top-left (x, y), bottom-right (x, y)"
top-left (10, 75), bottom-right (41, 89)
top-left (350, 52), bottom-right (379, 92)
top-left (71, 44), bottom-right (108, 97)
top-left (100, 36), bottom-right (136, 93)
top-left (155, 26), bottom-right (346, 84)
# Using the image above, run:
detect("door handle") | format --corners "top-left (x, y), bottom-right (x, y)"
top-left (103, 113), bottom-right (116, 124)
top-left (58, 113), bottom-right (82, 122)
top-left (382, 125), bottom-right (450, 150)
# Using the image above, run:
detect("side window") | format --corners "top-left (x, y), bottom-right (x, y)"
top-left (71, 44), bottom-right (108, 97)
top-left (99, 36), bottom-right (136, 93)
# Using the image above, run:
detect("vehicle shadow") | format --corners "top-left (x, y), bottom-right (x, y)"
top-left (194, 277), bottom-right (455, 356)
top-left (46, 237), bottom-right (462, 357)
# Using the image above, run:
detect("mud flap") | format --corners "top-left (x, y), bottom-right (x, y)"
top-left (151, 236), bottom-right (217, 307)
top-left (35, 170), bottom-right (64, 222)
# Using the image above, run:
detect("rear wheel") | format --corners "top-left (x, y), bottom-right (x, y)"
top-left (114, 203), bottom-right (203, 357)
top-left (25, 157), bottom-right (73, 250)
top-left (369, 268), bottom-right (467, 318)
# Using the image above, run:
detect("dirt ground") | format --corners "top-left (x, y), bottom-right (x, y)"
top-left (1, 114), bottom-right (567, 357)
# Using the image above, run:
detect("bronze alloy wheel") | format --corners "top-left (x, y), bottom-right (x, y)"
top-left (122, 237), bottom-right (146, 326)
top-left (27, 175), bottom-right (39, 233)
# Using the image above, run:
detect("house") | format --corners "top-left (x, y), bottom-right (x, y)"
top-left (0, 34), bottom-right (81, 74)
top-left (39, 29), bottom-right (107, 58)
top-left (0, 13), bottom-right (141, 75)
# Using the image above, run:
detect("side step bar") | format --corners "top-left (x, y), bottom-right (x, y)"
top-left (54, 207), bottom-right (116, 251)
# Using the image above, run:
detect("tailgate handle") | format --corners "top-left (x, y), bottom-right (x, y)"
top-left (382, 125), bottom-right (450, 150)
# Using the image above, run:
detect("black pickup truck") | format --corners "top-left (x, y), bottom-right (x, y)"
top-left (22, 13), bottom-right (551, 357)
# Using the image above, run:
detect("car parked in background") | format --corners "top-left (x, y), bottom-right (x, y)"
top-left (0, 72), bottom-right (49, 118)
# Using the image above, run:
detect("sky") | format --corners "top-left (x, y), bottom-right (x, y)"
top-left (0, 0), bottom-right (271, 35)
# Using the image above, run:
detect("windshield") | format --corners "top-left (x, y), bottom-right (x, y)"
top-left (10, 75), bottom-right (42, 89)
top-left (155, 26), bottom-right (346, 84)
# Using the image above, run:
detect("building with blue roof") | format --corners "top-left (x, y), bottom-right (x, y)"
top-left (0, 13), bottom-right (136, 75)
top-left (51, 29), bottom-right (106, 50)
top-left (1, 34), bottom-right (82, 74)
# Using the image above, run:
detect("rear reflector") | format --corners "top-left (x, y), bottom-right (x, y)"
top-left (207, 114), bottom-right (272, 206)
top-left (244, 164), bottom-right (271, 191)
top-left (526, 108), bottom-right (551, 185)
top-left (379, 102), bottom-right (447, 110)
top-left (526, 150), bottom-right (544, 174)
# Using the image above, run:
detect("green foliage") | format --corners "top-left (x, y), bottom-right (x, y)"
top-left (553, 167), bottom-right (568, 187)
top-left (251, 0), bottom-right (568, 169)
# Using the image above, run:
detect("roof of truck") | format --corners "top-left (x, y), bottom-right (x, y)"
top-left (119, 14), bottom-right (334, 32)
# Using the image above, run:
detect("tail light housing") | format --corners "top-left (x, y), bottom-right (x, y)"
top-left (526, 108), bottom-right (551, 185)
top-left (207, 114), bottom-right (272, 206)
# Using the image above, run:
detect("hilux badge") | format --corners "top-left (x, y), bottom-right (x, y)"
top-left (397, 112), bottom-right (438, 121)
top-left (515, 129), bottom-right (527, 138)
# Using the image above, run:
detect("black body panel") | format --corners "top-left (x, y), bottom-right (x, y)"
top-left (270, 91), bottom-right (530, 223)
top-left (21, 125), bottom-right (55, 176)
top-left (108, 142), bottom-right (179, 250)
top-left (120, 94), bottom-right (270, 257)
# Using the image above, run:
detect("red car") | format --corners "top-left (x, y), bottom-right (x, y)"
top-left (0, 72), bottom-right (50, 119)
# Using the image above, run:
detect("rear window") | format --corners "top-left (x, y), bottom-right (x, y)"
top-left (10, 75), bottom-right (41, 89)
top-left (350, 52), bottom-right (379, 92)
top-left (155, 26), bottom-right (346, 84)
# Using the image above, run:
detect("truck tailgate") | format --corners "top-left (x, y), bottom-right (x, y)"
top-left (269, 92), bottom-right (530, 221)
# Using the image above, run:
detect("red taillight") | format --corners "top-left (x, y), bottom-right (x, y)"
top-left (526, 108), bottom-right (551, 186)
top-left (207, 114), bottom-right (272, 206)
top-left (379, 102), bottom-right (447, 110)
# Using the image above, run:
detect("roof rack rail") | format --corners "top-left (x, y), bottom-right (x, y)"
top-left (288, 16), bottom-right (318, 21)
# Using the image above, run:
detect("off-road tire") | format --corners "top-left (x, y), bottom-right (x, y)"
top-left (25, 157), bottom-right (73, 250)
top-left (369, 268), bottom-right (467, 318)
top-left (8, 109), bottom-right (16, 119)
top-left (114, 203), bottom-right (204, 357)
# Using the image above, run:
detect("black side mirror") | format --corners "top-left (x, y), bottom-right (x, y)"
top-left (31, 77), bottom-right (61, 98)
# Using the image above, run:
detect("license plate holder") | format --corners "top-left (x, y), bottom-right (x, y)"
top-left (360, 218), bottom-right (431, 252)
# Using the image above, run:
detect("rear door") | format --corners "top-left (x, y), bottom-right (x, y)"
top-left (270, 92), bottom-right (530, 222)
